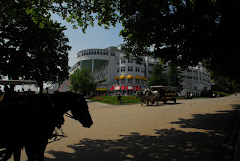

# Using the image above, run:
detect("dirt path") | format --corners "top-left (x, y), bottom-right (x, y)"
top-left (11, 94), bottom-right (240, 161)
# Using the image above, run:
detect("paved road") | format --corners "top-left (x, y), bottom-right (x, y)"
top-left (11, 94), bottom-right (240, 161)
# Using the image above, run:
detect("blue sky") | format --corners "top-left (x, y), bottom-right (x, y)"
top-left (51, 14), bottom-right (124, 67)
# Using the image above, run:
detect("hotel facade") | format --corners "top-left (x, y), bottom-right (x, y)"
top-left (69, 44), bottom-right (211, 96)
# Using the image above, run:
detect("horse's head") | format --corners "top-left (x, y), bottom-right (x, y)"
top-left (51, 92), bottom-right (93, 128)
top-left (144, 88), bottom-right (151, 97)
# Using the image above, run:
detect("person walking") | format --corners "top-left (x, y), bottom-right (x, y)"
top-left (117, 93), bottom-right (122, 104)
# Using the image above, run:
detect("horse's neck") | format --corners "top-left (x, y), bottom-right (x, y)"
top-left (52, 106), bottom-right (67, 128)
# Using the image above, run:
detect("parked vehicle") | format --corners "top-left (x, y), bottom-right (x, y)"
top-left (150, 85), bottom-right (177, 104)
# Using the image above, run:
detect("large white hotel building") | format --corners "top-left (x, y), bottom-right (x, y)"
top-left (69, 44), bottom-right (211, 96)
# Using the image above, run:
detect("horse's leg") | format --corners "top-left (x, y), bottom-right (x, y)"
top-left (35, 140), bottom-right (47, 161)
top-left (13, 147), bottom-right (21, 161)
top-left (25, 144), bottom-right (35, 161)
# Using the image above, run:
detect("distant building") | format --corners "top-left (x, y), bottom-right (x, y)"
top-left (69, 44), bottom-right (211, 96)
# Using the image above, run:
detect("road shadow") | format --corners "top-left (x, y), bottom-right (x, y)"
top-left (45, 104), bottom-right (240, 161)
top-left (141, 103), bottom-right (182, 107)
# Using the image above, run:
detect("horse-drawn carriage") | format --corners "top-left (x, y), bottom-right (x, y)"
top-left (150, 85), bottom-right (177, 104)
top-left (0, 80), bottom-right (93, 161)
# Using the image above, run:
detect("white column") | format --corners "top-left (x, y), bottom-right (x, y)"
top-left (92, 59), bottom-right (94, 73)
top-left (80, 61), bottom-right (82, 70)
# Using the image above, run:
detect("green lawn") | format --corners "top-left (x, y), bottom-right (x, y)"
top-left (88, 95), bottom-right (141, 104)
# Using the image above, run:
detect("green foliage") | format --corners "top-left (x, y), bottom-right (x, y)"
top-left (167, 65), bottom-right (183, 92)
top-left (212, 91), bottom-right (231, 97)
top-left (148, 63), bottom-right (168, 87)
top-left (148, 63), bottom-right (182, 91)
top-left (200, 88), bottom-right (209, 97)
top-left (118, 0), bottom-right (240, 83)
top-left (89, 95), bottom-right (141, 104)
top-left (0, 0), bottom-right (71, 93)
top-left (69, 69), bottom-right (96, 95)
top-left (28, 0), bottom-right (238, 82)
top-left (211, 76), bottom-right (240, 93)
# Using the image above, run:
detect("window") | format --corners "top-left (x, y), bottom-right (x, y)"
top-left (135, 67), bottom-right (140, 72)
top-left (128, 66), bottom-right (133, 71)
top-left (121, 66), bottom-right (125, 72)
top-left (128, 57), bottom-right (133, 63)
top-left (111, 52), bottom-right (115, 56)
top-left (141, 67), bottom-right (144, 73)
top-left (128, 79), bottom-right (132, 84)
top-left (121, 58), bottom-right (125, 64)
top-left (135, 79), bottom-right (140, 84)
top-left (117, 67), bottom-right (119, 73)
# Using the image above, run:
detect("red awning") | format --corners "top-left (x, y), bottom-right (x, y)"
top-left (126, 86), bottom-right (134, 90)
top-left (110, 86), bottom-right (114, 90)
top-left (140, 86), bottom-right (146, 90)
top-left (121, 86), bottom-right (125, 90)
top-left (115, 86), bottom-right (121, 90)
top-left (135, 86), bottom-right (139, 90)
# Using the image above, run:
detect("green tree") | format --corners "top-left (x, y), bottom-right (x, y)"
top-left (147, 62), bottom-right (182, 92)
top-left (118, 0), bottom-right (240, 83)
top-left (167, 65), bottom-right (182, 92)
top-left (69, 69), bottom-right (96, 95)
top-left (212, 76), bottom-right (240, 93)
top-left (200, 88), bottom-right (209, 97)
top-left (0, 1), bottom-right (71, 93)
top-left (2, 0), bottom-right (240, 83)
top-left (147, 62), bottom-right (168, 87)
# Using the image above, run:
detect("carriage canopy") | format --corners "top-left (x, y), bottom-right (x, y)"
top-left (0, 80), bottom-right (37, 85)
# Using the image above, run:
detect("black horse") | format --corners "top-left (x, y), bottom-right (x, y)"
top-left (0, 92), bottom-right (93, 161)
